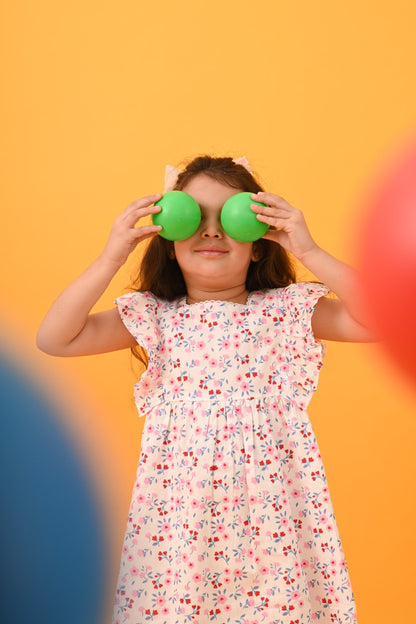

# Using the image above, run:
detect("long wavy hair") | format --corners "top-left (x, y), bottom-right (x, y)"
top-left (129, 155), bottom-right (297, 366)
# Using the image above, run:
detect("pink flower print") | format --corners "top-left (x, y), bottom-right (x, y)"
top-left (209, 358), bottom-right (218, 367)
top-left (280, 363), bottom-right (290, 373)
top-left (193, 573), bottom-right (202, 582)
top-left (130, 566), bottom-right (139, 576)
top-left (222, 339), bottom-right (231, 349)
top-left (156, 596), bottom-right (166, 607)
top-left (140, 379), bottom-right (152, 393)
top-left (196, 340), bottom-right (205, 349)
top-left (217, 595), bottom-right (227, 605)
top-left (234, 568), bottom-right (243, 578)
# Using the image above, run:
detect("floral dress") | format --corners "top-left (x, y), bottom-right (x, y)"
top-left (112, 282), bottom-right (356, 624)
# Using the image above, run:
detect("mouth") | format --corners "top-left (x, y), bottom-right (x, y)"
top-left (194, 246), bottom-right (228, 258)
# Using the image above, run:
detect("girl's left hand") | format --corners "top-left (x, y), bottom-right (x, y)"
top-left (250, 192), bottom-right (318, 261)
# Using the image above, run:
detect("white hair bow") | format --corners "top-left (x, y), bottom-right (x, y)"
top-left (163, 156), bottom-right (253, 193)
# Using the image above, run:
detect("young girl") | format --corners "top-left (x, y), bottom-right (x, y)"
top-left (37, 156), bottom-right (371, 624)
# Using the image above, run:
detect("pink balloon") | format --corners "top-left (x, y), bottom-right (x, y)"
top-left (357, 138), bottom-right (416, 387)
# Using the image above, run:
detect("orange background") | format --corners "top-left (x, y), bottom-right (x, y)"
top-left (1, 1), bottom-right (415, 622)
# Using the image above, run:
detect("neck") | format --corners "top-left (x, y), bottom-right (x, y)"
top-left (186, 284), bottom-right (249, 305)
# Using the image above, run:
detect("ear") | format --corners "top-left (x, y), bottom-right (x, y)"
top-left (251, 241), bottom-right (263, 262)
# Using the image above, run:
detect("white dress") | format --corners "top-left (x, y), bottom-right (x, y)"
top-left (112, 282), bottom-right (357, 624)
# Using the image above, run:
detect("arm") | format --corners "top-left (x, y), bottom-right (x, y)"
top-left (251, 192), bottom-right (375, 342)
top-left (36, 194), bottom-right (162, 356)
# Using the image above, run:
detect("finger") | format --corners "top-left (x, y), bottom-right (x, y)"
top-left (250, 203), bottom-right (291, 220)
top-left (251, 192), bottom-right (294, 212)
top-left (256, 214), bottom-right (290, 230)
top-left (123, 194), bottom-right (163, 218)
top-left (132, 224), bottom-right (163, 240)
top-left (122, 198), bottom-right (163, 227)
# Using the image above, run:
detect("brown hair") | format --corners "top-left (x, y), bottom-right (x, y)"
top-left (130, 155), bottom-right (296, 298)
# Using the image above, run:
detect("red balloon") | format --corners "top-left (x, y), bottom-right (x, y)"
top-left (357, 138), bottom-right (416, 388)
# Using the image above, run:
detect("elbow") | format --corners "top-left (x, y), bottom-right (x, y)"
top-left (35, 334), bottom-right (55, 356)
top-left (36, 329), bottom-right (66, 357)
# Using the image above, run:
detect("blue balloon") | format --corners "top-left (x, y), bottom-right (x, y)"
top-left (0, 353), bottom-right (106, 624)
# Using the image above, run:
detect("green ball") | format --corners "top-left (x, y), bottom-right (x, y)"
top-left (221, 192), bottom-right (269, 242)
top-left (153, 191), bottom-right (201, 241)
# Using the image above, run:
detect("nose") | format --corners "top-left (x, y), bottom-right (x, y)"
top-left (200, 213), bottom-right (224, 239)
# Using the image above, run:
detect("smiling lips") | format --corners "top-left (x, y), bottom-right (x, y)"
top-left (194, 246), bottom-right (228, 257)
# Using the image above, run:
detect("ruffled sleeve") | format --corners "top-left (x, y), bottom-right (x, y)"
top-left (281, 282), bottom-right (330, 409)
top-left (114, 291), bottom-right (167, 416)
top-left (114, 291), bottom-right (160, 350)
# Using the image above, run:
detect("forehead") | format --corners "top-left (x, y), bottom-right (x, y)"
top-left (182, 174), bottom-right (242, 209)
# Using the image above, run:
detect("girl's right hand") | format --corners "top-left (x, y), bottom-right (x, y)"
top-left (100, 194), bottom-right (163, 268)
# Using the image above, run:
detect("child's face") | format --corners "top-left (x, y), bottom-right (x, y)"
top-left (174, 174), bottom-right (257, 295)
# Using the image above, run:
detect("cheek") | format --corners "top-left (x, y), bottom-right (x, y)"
top-left (234, 242), bottom-right (255, 263)
top-left (173, 241), bottom-right (194, 268)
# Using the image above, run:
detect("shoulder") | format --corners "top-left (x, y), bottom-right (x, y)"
top-left (115, 290), bottom-right (180, 316)
top-left (252, 282), bottom-right (329, 311)
top-left (115, 290), bottom-right (158, 310)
